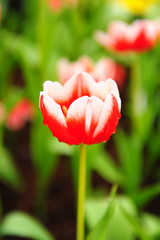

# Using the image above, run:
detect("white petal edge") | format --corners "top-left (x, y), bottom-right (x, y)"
top-left (93, 94), bottom-right (114, 138)
top-left (41, 93), bottom-right (67, 128)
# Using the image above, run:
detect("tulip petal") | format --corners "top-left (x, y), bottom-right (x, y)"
top-left (57, 58), bottom-right (85, 84)
top-left (43, 73), bottom-right (92, 108)
top-left (67, 96), bottom-right (104, 144)
top-left (40, 93), bottom-right (78, 144)
top-left (94, 30), bottom-right (114, 49)
top-left (43, 74), bottom-right (121, 111)
top-left (90, 79), bottom-right (121, 110)
top-left (95, 20), bottom-right (160, 52)
top-left (93, 94), bottom-right (121, 143)
top-left (43, 80), bottom-right (70, 106)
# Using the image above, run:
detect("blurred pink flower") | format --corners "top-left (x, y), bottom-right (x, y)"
top-left (91, 58), bottom-right (126, 89)
top-left (57, 56), bottom-right (94, 84)
top-left (6, 99), bottom-right (35, 130)
top-left (40, 72), bottom-right (121, 145)
top-left (57, 56), bottom-right (126, 88)
top-left (94, 20), bottom-right (160, 52)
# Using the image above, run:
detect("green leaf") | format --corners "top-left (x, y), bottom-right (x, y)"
top-left (31, 114), bottom-right (58, 191)
top-left (115, 129), bottom-right (142, 193)
top-left (0, 147), bottom-right (22, 190)
top-left (1, 31), bottom-right (41, 103)
top-left (0, 211), bottom-right (55, 240)
top-left (48, 138), bottom-right (74, 156)
top-left (93, 146), bottom-right (124, 186)
top-left (141, 213), bottom-right (160, 237)
top-left (86, 195), bottom-right (137, 240)
top-left (86, 185), bottom-right (117, 240)
top-left (120, 205), bottom-right (150, 240)
top-left (2, 30), bottom-right (40, 68)
top-left (132, 183), bottom-right (160, 207)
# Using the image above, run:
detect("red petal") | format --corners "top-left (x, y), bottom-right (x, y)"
top-left (66, 96), bottom-right (103, 144)
top-left (40, 94), bottom-right (78, 144)
top-left (43, 74), bottom-right (121, 110)
top-left (43, 73), bottom-right (92, 108)
top-left (90, 79), bottom-right (121, 109)
top-left (92, 94), bottom-right (121, 143)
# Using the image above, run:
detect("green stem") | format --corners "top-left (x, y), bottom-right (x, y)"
top-left (130, 53), bottom-right (142, 132)
top-left (77, 144), bottom-right (86, 240)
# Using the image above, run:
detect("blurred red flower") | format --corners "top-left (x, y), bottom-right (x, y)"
top-left (40, 72), bottom-right (121, 145)
top-left (6, 99), bottom-right (35, 130)
top-left (49, 0), bottom-right (63, 11)
top-left (57, 56), bottom-right (126, 88)
top-left (95, 20), bottom-right (160, 52)
top-left (49, 0), bottom-right (76, 11)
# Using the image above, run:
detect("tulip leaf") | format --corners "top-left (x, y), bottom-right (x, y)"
top-left (2, 31), bottom-right (41, 103)
top-left (31, 114), bottom-right (58, 191)
top-left (115, 129), bottom-right (142, 193)
top-left (2, 30), bottom-right (40, 68)
top-left (0, 211), bottom-right (55, 240)
top-left (86, 185), bottom-right (117, 240)
top-left (86, 194), bottom-right (137, 240)
top-left (0, 147), bottom-right (22, 190)
top-left (93, 147), bottom-right (125, 186)
top-left (141, 213), bottom-right (160, 237)
top-left (120, 206), bottom-right (150, 240)
top-left (48, 138), bottom-right (74, 156)
top-left (132, 183), bottom-right (160, 207)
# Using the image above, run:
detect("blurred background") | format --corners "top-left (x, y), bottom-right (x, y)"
top-left (0, 0), bottom-right (160, 240)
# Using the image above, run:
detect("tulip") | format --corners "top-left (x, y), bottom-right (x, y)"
top-left (6, 99), bottom-right (35, 130)
top-left (91, 58), bottom-right (126, 89)
top-left (57, 56), bottom-right (126, 88)
top-left (40, 72), bottom-right (121, 240)
top-left (40, 72), bottom-right (121, 145)
top-left (95, 20), bottom-right (160, 52)
top-left (57, 56), bottom-right (94, 84)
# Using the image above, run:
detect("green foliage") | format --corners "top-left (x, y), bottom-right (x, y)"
top-left (91, 143), bottom-right (125, 186)
top-left (86, 193), bottom-right (138, 240)
top-left (132, 183), bottom-right (160, 207)
top-left (0, 147), bottom-right (22, 190)
top-left (115, 130), bottom-right (142, 194)
top-left (31, 113), bottom-right (58, 193)
top-left (0, 211), bottom-right (55, 240)
top-left (86, 194), bottom-right (160, 240)
top-left (86, 186), bottom-right (117, 240)
top-left (141, 213), bottom-right (160, 238)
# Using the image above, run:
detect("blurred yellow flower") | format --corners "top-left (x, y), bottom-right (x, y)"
top-left (116, 0), bottom-right (158, 14)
